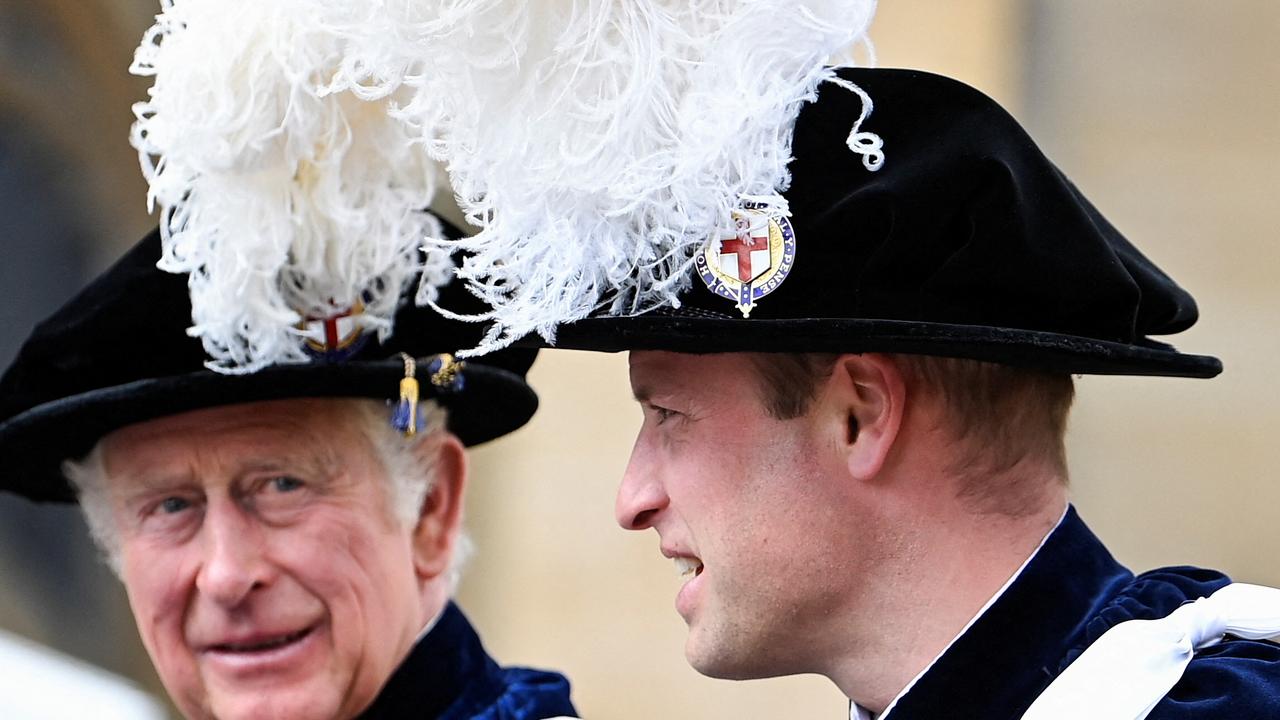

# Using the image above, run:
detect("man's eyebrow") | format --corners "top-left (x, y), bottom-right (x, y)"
top-left (235, 437), bottom-right (341, 478)
top-left (632, 385), bottom-right (652, 403)
top-left (121, 471), bottom-right (193, 492)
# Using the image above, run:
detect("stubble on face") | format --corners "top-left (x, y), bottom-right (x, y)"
top-left (626, 352), bottom-right (872, 682)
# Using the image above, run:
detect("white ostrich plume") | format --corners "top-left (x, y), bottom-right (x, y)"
top-left (129, 0), bottom-right (443, 373)
top-left (409, 0), bottom-right (882, 354)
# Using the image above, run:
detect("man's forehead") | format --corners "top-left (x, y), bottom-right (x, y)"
top-left (628, 351), bottom-right (688, 397)
top-left (627, 351), bottom-right (753, 400)
top-left (110, 398), bottom-right (350, 437)
top-left (100, 398), bottom-right (359, 471)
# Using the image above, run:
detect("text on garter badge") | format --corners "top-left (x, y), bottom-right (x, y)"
top-left (694, 201), bottom-right (796, 318)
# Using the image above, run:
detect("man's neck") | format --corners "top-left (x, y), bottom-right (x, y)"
top-left (829, 487), bottom-right (1069, 713)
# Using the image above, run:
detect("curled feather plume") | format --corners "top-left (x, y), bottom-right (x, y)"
top-left (128, 0), bottom-right (880, 366)
top-left (404, 0), bottom-right (881, 354)
top-left (130, 0), bottom-right (443, 373)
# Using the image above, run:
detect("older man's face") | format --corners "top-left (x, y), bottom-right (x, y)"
top-left (99, 399), bottom-right (435, 720)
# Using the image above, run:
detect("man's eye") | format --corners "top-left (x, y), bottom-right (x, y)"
top-left (652, 406), bottom-right (679, 424)
top-left (159, 496), bottom-right (191, 514)
top-left (138, 494), bottom-right (200, 531)
top-left (251, 475), bottom-right (313, 520)
top-left (269, 476), bottom-right (304, 493)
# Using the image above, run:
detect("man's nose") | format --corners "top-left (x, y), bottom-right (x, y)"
top-left (195, 500), bottom-right (271, 607)
top-left (615, 444), bottom-right (669, 531)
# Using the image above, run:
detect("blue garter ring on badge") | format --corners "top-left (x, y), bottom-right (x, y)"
top-left (694, 201), bottom-right (797, 318)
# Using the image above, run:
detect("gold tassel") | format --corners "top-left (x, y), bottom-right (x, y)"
top-left (393, 353), bottom-right (420, 437)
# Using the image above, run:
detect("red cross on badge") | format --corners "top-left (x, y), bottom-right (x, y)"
top-left (718, 216), bottom-right (771, 283)
top-left (317, 309), bottom-right (356, 349)
top-left (300, 302), bottom-right (369, 360)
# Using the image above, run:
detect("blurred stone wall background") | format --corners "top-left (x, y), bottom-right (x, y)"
top-left (0, 0), bottom-right (161, 706)
top-left (1, 2), bottom-right (1276, 718)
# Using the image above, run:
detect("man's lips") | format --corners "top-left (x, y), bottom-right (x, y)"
top-left (673, 556), bottom-right (704, 578)
top-left (195, 622), bottom-right (322, 679)
top-left (204, 626), bottom-right (315, 654)
top-left (661, 545), bottom-right (705, 578)
top-left (672, 556), bottom-right (706, 620)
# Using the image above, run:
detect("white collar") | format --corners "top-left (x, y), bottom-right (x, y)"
top-left (413, 603), bottom-right (448, 646)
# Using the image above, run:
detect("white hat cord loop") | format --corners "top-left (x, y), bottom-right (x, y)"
top-left (822, 74), bottom-right (885, 172)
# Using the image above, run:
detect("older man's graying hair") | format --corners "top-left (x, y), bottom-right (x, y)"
top-left (63, 399), bottom-right (467, 584)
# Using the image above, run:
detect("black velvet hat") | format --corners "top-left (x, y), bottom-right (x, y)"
top-left (0, 224), bottom-right (538, 503)
top-left (545, 68), bottom-right (1221, 378)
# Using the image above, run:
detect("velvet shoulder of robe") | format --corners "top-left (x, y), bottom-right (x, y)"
top-left (878, 507), bottom-right (1280, 719)
top-left (359, 602), bottom-right (577, 719)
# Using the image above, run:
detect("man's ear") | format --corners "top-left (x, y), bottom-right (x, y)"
top-left (833, 353), bottom-right (906, 482)
top-left (411, 431), bottom-right (467, 581)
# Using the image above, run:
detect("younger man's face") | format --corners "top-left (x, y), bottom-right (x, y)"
top-left (618, 351), bottom-right (881, 681)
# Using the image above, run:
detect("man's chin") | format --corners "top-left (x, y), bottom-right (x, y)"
top-left (687, 654), bottom-right (773, 682)
top-left (685, 630), bottom-right (796, 682)
top-left (685, 636), bottom-right (756, 681)
top-left (195, 669), bottom-right (352, 720)
top-left (202, 688), bottom-right (343, 720)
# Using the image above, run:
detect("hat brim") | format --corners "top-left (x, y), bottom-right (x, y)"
top-left (541, 314), bottom-right (1222, 378)
top-left (0, 359), bottom-right (536, 503)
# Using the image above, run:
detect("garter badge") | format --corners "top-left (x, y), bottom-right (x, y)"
top-left (298, 301), bottom-right (370, 361)
top-left (694, 201), bottom-right (796, 318)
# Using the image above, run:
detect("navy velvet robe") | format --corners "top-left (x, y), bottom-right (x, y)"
top-left (872, 507), bottom-right (1280, 719)
top-left (358, 603), bottom-right (576, 719)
